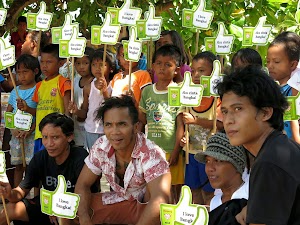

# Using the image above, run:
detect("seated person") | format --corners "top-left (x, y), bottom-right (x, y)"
top-left (0, 113), bottom-right (96, 225)
top-left (195, 132), bottom-right (249, 225)
top-left (75, 95), bottom-right (171, 225)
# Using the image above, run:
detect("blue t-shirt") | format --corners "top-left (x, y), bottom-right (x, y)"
top-left (281, 84), bottom-right (292, 138)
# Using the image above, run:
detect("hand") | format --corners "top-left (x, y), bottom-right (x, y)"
top-left (180, 136), bottom-right (187, 147)
top-left (49, 216), bottom-right (59, 225)
top-left (235, 205), bottom-right (247, 225)
top-left (11, 129), bottom-right (21, 138)
top-left (19, 130), bottom-right (32, 139)
top-left (0, 181), bottom-right (12, 200)
top-left (68, 101), bottom-right (78, 114)
top-left (17, 99), bottom-right (28, 112)
top-left (168, 150), bottom-right (179, 166)
top-left (94, 77), bottom-right (108, 92)
top-left (182, 112), bottom-right (196, 124)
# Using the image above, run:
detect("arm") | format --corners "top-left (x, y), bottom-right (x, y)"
top-left (75, 165), bottom-right (99, 225)
top-left (169, 114), bottom-right (184, 166)
top-left (16, 99), bottom-right (36, 116)
top-left (290, 120), bottom-right (300, 144)
top-left (63, 90), bottom-right (71, 116)
top-left (182, 111), bottom-right (223, 130)
top-left (94, 77), bottom-right (110, 99)
top-left (136, 173), bottom-right (171, 225)
top-left (74, 84), bottom-right (90, 120)
top-left (0, 182), bottom-right (30, 203)
top-left (138, 109), bottom-right (147, 131)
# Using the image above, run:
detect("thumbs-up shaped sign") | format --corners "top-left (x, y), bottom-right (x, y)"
top-left (0, 8), bottom-right (7, 26)
top-left (59, 27), bottom-right (86, 58)
top-left (242, 16), bottom-right (272, 46)
top-left (160, 186), bottom-right (208, 225)
top-left (91, 12), bottom-right (121, 45)
top-left (51, 14), bottom-right (79, 44)
top-left (136, 3), bottom-right (162, 40)
top-left (200, 60), bottom-right (223, 96)
top-left (107, 0), bottom-right (142, 26)
top-left (182, 0), bottom-right (214, 30)
top-left (27, 1), bottom-right (53, 31)
top-left (168, 72), bottom-right (204, 107)
top-left (205, 23), bottom-right (235, 55)
top-left (122, 26), bottom-right (142, 62)
top-left (0, 35), bottom-right (16, 71)
top-left (41, 175), bottom-right (80, 219)
top-left (0, 151), bottom-right (6, 174)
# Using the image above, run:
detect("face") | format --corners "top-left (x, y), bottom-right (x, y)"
top-left (152, 55), bottom-right (178, 82)
top-left (16, 64), bottom-right (36, 86)
top-left (91, 58), bottom-right (110, 79)
top-left (221, 91), bottom-right (267, 148)
top-left (18, 22), bottom-right (27, 32)
top-left (191, 59), bottom-right (213, 84)
top-left (117, 46), bottom-right (138, 72)
top-left (103, 107), bottom-right (138, 152)
top-left (40, 53), bottom-right (61, 79)
top-left (156, 34), bottom-right (173, 50)
top-left (75, 56), bottom-right (91, 77)
top-left (21, 34), bottom-right (33, 55)
top-left (267, 44), bottom-right (297, 85)
top-left (205, 156), bottom-right (241, 190)
top-left (41, 124), bottom-right (73, 163)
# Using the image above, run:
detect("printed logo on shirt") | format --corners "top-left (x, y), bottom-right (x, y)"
top-left (51, 88), bottom-right (58, 96)
top-left (153, 111), bottom-right (163, 122)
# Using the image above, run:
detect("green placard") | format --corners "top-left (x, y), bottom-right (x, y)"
top-left (27, 1), bottom-right (53, 31)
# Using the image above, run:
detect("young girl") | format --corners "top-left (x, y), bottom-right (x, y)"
top-left (153, 30), bottom-right (191, 83)
top-left (73, 47), bottom-right (95, 147)
top-left (231, 48), bottom-right (262, 72)
top-left (7, 54), bottom-right (39, 187)
top-left (69, 48), bottom-right (116, 150)
top-left (139, 44), bottom-right (184, 203)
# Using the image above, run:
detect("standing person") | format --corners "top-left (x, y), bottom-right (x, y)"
top-left (139, 44), bottom-right (184, 203)
top-left (68, 48), bottom-right (115, 150)
top-left (72, 46), bottom-right (95, 147)
top-left (11, 16), bottom-right (27, 59)
top-left (267, 32), bottom-right (300, 143)
top-left (75, 95), bottom-right (171, 225)
top-left (231, 48), bottom-right (262, 72)
top-left (178, 51), bottom-right (223, 204)
top-left (7, 54), bottom-right (39, 187)
top-left (217, 66), bottom-right (300, 225)
top-left (0, 113), bottom-right (95, 225)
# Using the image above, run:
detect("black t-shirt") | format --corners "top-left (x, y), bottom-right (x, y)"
top-left (19, 146), bottom-right (90, 193)
top-left (247, 131), bottom-right (300, 225)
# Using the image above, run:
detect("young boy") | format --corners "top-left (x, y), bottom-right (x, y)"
top-left (139, 44), bottom-right (184, 203)
top-left (32, 44), bottom-right (71, 152)
top-left (267, 32), bottom-right (300, 143)
top-left (217, 66), bottom-right (300, 225)
top-left (111, 37), bottom-right (152, 104)
top-left (178, 52), bottom-right (223, 204)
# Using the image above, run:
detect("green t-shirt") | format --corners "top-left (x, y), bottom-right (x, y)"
top-left (139, 84), bottom-right (179, 153)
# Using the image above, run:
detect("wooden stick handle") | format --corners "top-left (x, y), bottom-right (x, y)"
top-left (36, 30), bottom-right (42, 56)
top-left (194, 30), bottom-right (200, 55)
top-left (7, 67), bottom-right (20, 99)
top-left (212, 97), bottom-right (218, 135)
top-left (20, 138), bottom-right (26, 168)
top-left (71, 57), bottom-right (75, 103)
top-left (185, 107), bottom-right (189, 164)
top-left (1, 195), bottom-right (10, 225)
top-left (128, 61), bottom-right (132, 91)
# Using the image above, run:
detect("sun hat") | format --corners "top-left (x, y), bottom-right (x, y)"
top-left (194, 132), bottom-right (247, 174)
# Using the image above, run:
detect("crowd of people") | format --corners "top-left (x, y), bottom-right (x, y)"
top-left (0, 15), bottom-right (299, 225)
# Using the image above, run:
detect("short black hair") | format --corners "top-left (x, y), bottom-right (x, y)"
top-left (16, 54), bottom-right (41, 82)
top-left (96, 95), bottom-right (138, 124)
top-left (39, 113), bottom-right (74, 136)
top-left (17, 16), bottom-right (26, 24)
top-left (217, 66), bottom-right (289, 131)
top-left (152, 44), bottom-right (182, 67)
top-left (193, 51), bottom-right (217, 65)
top-left (41, 44), bottom-right (60, 60)
top-left (269, 31), bottom-right (300, 62)
top-left (231, 48), bottom-right (262, 72)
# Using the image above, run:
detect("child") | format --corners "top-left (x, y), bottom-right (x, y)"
top-left (139, 44), bottom-right (184, 203)
top-left (7, 54), bottom-right (39, 187)
top-left (267, 32), bottom-right (300, 143)
top-left (111, 37), bottom-right (152, 104)
top-left (69, 49), bottom-right (115, 150)
top-left (231, 48), bottom-right (262, 72)
top-left (153, 30), bottom-right (191, 83)
top-left (73, 46), bottom-right (95, 147)
top-left (11, 16), bottom-right (27, 59)
top-left (30, 44), bottom-right (71, 152)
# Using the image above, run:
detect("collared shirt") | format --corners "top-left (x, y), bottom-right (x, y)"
top-left (85, 132), bottom-right (170, 205)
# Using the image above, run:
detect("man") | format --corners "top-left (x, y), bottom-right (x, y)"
top-left (217, 66), bottom-right (300, 225)
top-left (11, 16), bottom-right (27, 59)
top-left (75, 95), bottom-right (171, 225)
top-left (0, 113), bottom-right (94, 225)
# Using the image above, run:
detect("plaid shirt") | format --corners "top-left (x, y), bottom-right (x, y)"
top-left (85, 132), bottom-right (170, 205)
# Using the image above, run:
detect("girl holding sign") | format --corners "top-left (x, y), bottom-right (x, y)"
top-left (7, 54), bottom-right (40, 187)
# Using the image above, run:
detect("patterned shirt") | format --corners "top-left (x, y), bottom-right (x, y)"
top-left (85, 132), bottom-right (170, 205)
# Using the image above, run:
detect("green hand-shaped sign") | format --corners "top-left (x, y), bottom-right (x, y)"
top-left (182, 0), bottom-right (214, 30)
top-left (0, 8), bottom-right (7, 26)
top-left (41, 175), bottom-right (80, 219)
top-left (0, 151), bottom-right (6, 174)
top-left (160, 186), bottom-right (209, 225)
top-left (27, 1), bottom-right (53, 31)
top-left (0, 35), bottom-right (16, 71)
top-left (122, 26), bottom-right (142, 62)
top-left (5, 109), bottom-right (33, 131)
top-left (168, 72), bottom-right (204, 107)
